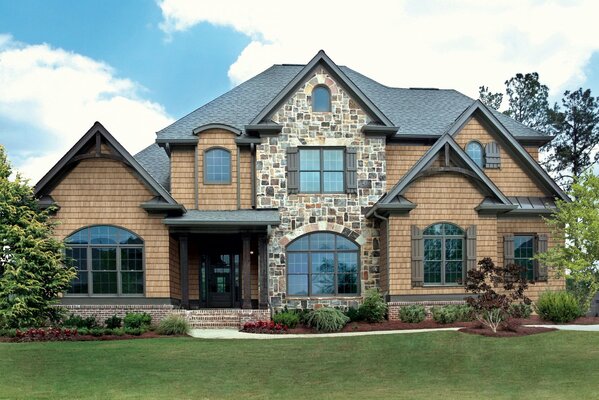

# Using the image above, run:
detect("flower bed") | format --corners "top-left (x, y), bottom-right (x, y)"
top-left (241, 320), bottom-right (288, 334)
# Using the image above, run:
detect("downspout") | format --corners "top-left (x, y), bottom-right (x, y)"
top-left (372, 210), bottom-right (390, 301)
top-left (194, 145), bottom-right (199, 209)
top-left (236, 146), bottom-right (241, 209)
top-left (250, 143), bottom-right (256, 208)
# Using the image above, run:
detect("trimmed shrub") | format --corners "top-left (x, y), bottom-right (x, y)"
top-left (358, 289), bottom-right (388, 323)
top-left (306, 308), bottom-right (349, 333)
top-left (77, 327), bottom-right (89, 336)
top-left (272, 312), bottom-right (300, 329)
top-left (104, 315), bottom-right (122, 329)
top-left (0, 328), bottom-right (17, 338)
top-left (399, 305), bottom-right (426, 323)
top-left (535, 291), bottom-right (582, 323)
top-left (156, 315), bottom-right (189, 335)
top-left (108, 328), bottom-right (125, 336)
top-left (509, 303), bottom-right (533, 319)
top-left (345, 307), bottom-right (363, 322)
top-left (62, 314), bottom-right (99, 329)
top-left (123, 313), bottom-right (152, 329)
top-left (89, 328), bottom-right (104, 337)
top-left (431, 305), bottom-right (473, 324)
top-left (124, 327), bottom-right (143, 336)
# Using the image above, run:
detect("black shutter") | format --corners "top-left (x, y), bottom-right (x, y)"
top-left (535, 234), bottom-right (549, 281)
top-left (485, 142), bottom-right (501, 168)
top-left (466, 225), bottom-right (477, 275)
top-left (411, 225), bottom-right (424, 287)
top-left (287, 147), bottom-right (299, 194)
top-left (345, 147), bottom-right (357, 194)
top-left (504, 234), bottom-right (514, 266)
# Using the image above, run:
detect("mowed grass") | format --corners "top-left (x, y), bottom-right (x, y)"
top-left (1, 331), bottom-right (599, 400)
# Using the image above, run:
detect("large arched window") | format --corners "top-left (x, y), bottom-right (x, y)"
top-left (65, 226), bottom-right (144, 296)
top-left (466, 141), bottom-right (485, 168)
top-left (312, 85), bottom-right (331, 112)
top-left (423, 223), bottom-right (464, 285)
top-left (287, 232), bottom-right (359, 296)
top-left (204, 148), bottom-right (231, 184)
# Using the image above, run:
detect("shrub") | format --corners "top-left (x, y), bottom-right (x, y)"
top-left (431, 305), bottom-right (474, 324)
top-left (89, 328), bottom-right (104, 337)
top-left (241, 320), bottom-right (287, 334)
top-left (305, 307), bottom-right (349, 333)
top-left (104, 315), bottom-right (122, 329)
top-left (0, 328), bottom-right (17, 338)
top-left (358, 289), bottom-right (388, 323)
top-left (535, 291), bottom-right (582, 323)
top-left (123, 313), bottom-right (152, 329)
top-left (399, 305), bottom-right (426, 323)
top-left (272, 312), bottom-right (300, 329)
top-left (156, 315), bottom-right (189, 335)
top-left (62, 314), bottom-right (99, 329)
top-left (345, 307), bottom-right (363, 322)
top-left (124, 327), bottom-right (144, 336)
top-left (509, 303), bottom-right (533, 319)
top-left (77, 327), bottom-right (89, 336)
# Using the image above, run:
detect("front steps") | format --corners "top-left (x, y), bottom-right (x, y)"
top-left (180, 309), bottom-right (271, 329)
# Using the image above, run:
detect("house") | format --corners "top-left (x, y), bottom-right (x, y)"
top-left (34, 50), bottom-right (567, 325)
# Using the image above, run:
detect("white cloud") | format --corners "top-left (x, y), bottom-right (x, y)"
top-left (0, 35), bottom-right (173, 183)
top-left (159, 0), bottom-right (599, 100)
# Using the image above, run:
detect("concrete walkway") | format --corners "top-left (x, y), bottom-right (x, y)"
top-left (188, 324), bottom-right (599, 339)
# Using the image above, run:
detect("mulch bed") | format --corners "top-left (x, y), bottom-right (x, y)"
top-left (0, 332), bottom-right (186, 343)
top-left (286, 319), bottom-right (479, 334)
top-left (459, 326), bottom-right (557, 337)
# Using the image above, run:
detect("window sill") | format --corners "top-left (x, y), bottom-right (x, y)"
top-left (63, 294), bottom-right (145, 298)
top-left (286, 295), bottom-right (361, 300)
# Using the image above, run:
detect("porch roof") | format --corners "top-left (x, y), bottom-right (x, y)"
top-left (163, 209), bottom-right (280, 227)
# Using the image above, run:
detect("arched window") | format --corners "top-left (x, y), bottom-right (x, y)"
top-left (312, 85), bottom-right (331, 112)
top-left (466, 141), bottom-right (484, 168)
top-left (65, 226), bottom-right (144, 296)
top-left (423, 223), bottom-right (464, 285)
top-left (287, 232), bottom-right (359, 296)
top-left (204, 148), bottom-right (231, 184)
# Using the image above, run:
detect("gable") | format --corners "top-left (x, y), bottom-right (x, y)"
top-left (454, 116), bottom-right (548, 197)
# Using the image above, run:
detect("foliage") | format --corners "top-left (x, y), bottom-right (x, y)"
top-left (357, 289), bottom-right (388, 323)
top-left (156, 315), bottom-right (189, 335)
top-left (431, 305), bottom-right (474, 324)
top-left (398, 305), bottom-right (426, 323)
top-left (62, 314), bottom-right (99, 329)
top-left (545, 88), bottom-right (599, 187)
top-left (478, 85), bottom-right (503, 110)
top-left (537, 172), bottom-right (599, 312)
top-left (109, 328), bottom-right (125, 336)
top-left (0, 146), bottom-right (76, 328)
top-left (509, 303), bottom-right (533, 319)
top-left (272, 311), bottom-right (299, 329)
top-left (123, 312), bottom-right (152, 329)
top-left (241, 320), bottom-right (287, 334)
top-left (124, 327), bottom-right (144, 336)
top-left (465, 257), bottom-right (531, 333)
top-left (503, 72), bottom-right (551, 132)
top-left (0, 328), bottom-right (17, 337)
top-left (535, 291), bottom-right (582, 323)
top-left (89, 328), bottom-right (104, 337)
top-left (344, 307), bottom-right (363, 322)
top-left (104, 315), bottom-right (122, 329)
top-left (305, 307), bottom-right (349, 333)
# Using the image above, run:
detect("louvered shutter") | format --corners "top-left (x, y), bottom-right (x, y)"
top-left (485, 141), bottom-right (501, 168)
top-left (504, 234), bottom-right (514, 266)
top-left (411, 225), bottom-right (424, 287)
top-left (535, 234), bottom-right (549, 281)
top-left (466, 225), bottom-right (477, 276)
top-left (345, 147), bottom-right (357, 194)
top-left (286, 147), bottom-right (299, 194)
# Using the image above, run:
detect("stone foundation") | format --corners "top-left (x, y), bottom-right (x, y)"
top-left (387, 301), bottom-right (466, 321)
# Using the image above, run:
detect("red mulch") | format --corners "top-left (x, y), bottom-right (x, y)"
top-left (514, 315), bottom-right (599, 325)
top-left (0, 331), bottom-right (186, 343)
top-left (459, 325), bottom-right (557, 337)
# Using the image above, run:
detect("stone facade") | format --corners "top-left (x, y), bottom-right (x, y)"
top-left (256, 67), bottom-right (386, 309)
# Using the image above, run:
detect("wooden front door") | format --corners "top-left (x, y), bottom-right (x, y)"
top-left (205, 253), bottom-right (240, 308)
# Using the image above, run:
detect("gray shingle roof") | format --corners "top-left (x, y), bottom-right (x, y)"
top-left (156, 64), bottom-right (548, 140)
top-left (134, 143), bottom-right (170, 190)
top-left (163, 209), bottom-right (280, 226)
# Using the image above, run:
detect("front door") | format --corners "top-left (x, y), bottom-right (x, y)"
top-left (204, 253), bottom-right (240, 308)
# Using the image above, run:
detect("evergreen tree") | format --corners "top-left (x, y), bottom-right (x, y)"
top-left (504, 72), bottom-right (551, 132)
top-left (478, 85), bottom-right (503, 110)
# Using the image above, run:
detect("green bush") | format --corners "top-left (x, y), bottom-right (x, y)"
top-left (124, 327), bottom-right (144, 336)
top-left (509, 303), bottom-right (533, 319)
top-left (156, 315), bottom-right (189, 335)
top-left (399, 305), bottom-right (426, 323)
top-left (431, 305), bottom-right (473, 324)
top-left (108, 328), bottom-right (125, 336)
top-left (455, 305), bottom-right (475, 322)
top-left (123, 313), bottom-right (152, 329)
top-left (306, 308), bottom-right (349, 333)
top-left (272, 312), bottom-right (300, 329)
top-left (535, 291), bottom-right (582, 323)
top-left (344, 307), bottom-right (363, 322)
top-left (358, 289), bottom-right (388, 323)
top-left (62, 314), bottom-right (99, 329)
top-left (89, 328), bottom-right (104, 337)
top-left (77, 327), bottom-right (89, 336)
top-left (0, 328), bottom-right (17, 338)
top-left (104, 315), bottom-right (122, 329)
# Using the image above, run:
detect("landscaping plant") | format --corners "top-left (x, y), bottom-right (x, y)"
top-left (123, 312), bottom-right (152, 330)
top-left (62, 314), bottom-right (99, 329)
top-left (509, 303), bottom-right (533, 319)
top-left (272, 311), bottom-right (300, 329)
top-left (241, 320), bottom-right (287, 334)
top-left (305, 307), bottom-right (349, 333)
top-left (357, 289), bottom-right (387, 323)
top-left (104, 315), bottom-right (122, 329)
top-left (399, 305), bottom-right (426, 323)
top-left (156, 315), bottom-right (189, 335)
top-left (535, 291), bottom-right (582, 323)
top-left (465, 257), bottom-right (531, 333)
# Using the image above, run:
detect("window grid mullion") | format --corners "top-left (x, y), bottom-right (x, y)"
top-left (117, 246), bottom-right (122, 296)
top-left (87, 246), bottom-right (92, 296)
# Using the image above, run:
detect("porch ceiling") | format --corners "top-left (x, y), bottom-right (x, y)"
top-left (163, 209), bottom-right (280, 231)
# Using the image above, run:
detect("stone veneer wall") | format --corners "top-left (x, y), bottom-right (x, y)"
top-left (256, 66), bottom-right (386, 309)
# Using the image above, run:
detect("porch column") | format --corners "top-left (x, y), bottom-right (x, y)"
top-left (242, 234), bottom-right (252, 309)
top-left (258, 236), bottom-right (268, 308)
top-left (179, 235), bottom-right (189, 309)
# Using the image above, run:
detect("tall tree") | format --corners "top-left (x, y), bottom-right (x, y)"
top-left (504, 72), bottom-right (551, 132)
top-left (544, 88), bottom-right (599, 186)
top-left (478, 85), bottom-right (503, 110)
top-left (0, 146), bottom-right (75, 328)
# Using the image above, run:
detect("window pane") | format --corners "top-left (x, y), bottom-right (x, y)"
top-left (300, 171), bottom-right (320, 192)
top-left (423, 224), bottom-right (443, 235)
top-left (288, 275), bottom-right (308, 296)
top-left (445, 239), bottom-right (463, 261)
top-left (90, 226), bottom-right (118, 244)
top-left (514, 235), bottom-right (535, 280)
top-left (121, 272), bottom-right (144, 294)
top-left (66, 247), bottom-right (88, 294)
top-left (300, 149), bottom-right (320, 170)
top-left (310, 233), bottom-right (335, 250)
top-left (445, 261), bottom-right (463, 284)
top-left (312, 86), bottom-right (331, 112)
top-left (65, 229), bottom-right (88, 244)
top-left (287, 253), bottom-right (308, 274)
top-left (92, 271), bottom-right (117, 294)
top-left (424, 239), bottom-right (442, 261)
top-left (311, 253), bottom-right (335, 273)
top-left (323, 172), bottom-right (344, 192)
top-left (119, 229), bottom-right (142, 245)
top-left (336, 236), bottom-right (358, 250)
top-left (92, 248), bottom-right (116, 270)
top-left (338, 253), bottom-right (358, 273)
top-left (424, 261), bottom-right (441, 284)
top-left (312, 274), bottom-right (335, 294)
top-left (323, 150), bottom-right (343, 170)
top-left (443, 224), bottom-right (464, 235)
top-left (288, 236), bottom-right (309, 251)
top-left (466, 142), bottom-right (484, 168)
top-left (121, 248), bottom-right (143, 271)
top-left (338, 274), bottom-right (358, 294)
top-left (205, 149), bottom-right (231, 183)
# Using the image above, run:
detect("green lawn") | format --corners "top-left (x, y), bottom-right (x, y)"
top-left (1, 331), bottom-right (599, 399)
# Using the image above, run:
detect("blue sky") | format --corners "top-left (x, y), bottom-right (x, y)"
top-left (1, 0), bottom-right (599, 181)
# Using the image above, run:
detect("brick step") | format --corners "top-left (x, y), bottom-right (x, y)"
top-left (187, 316), bottom-right (241, 321)
top-left (189, 322), bottom-right (241, 329)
